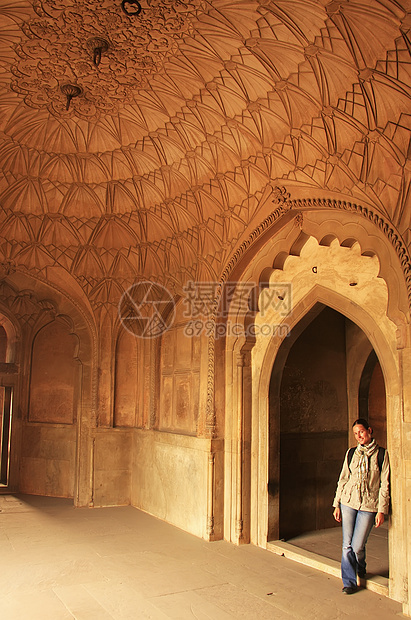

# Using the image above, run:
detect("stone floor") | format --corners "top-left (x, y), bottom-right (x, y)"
top-left (287, 521), bottom-right (389, 578)
top-left (0, 494), bottom-right (404, 619)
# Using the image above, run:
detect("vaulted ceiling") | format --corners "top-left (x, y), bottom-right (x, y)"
top-left (1, 0), bottom-right (411, 310)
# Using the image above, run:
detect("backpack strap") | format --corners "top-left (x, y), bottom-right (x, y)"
top-left (377, 446), bottom-right (385, 472)
top-left (347, 445), bottom-right (385, 472)
top-left (347, 446), bottom-right (356, 471)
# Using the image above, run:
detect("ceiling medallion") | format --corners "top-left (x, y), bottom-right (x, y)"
top-left (60, 83), bottom-right (83, 109)
top-left (121, 0), bottom-right (143, 16)
top-left (11, 0), bottom-right (203, 120)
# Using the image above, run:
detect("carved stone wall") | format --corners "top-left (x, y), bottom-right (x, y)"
top-left (19, 424), bottom-right (77, 497)
top-left (159, 302), bottom-right (200, 434)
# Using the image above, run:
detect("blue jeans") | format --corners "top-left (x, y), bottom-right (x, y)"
top-left (340, 504), bottom-right (376, 588)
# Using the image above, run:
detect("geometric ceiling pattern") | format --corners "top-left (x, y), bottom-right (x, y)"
top-left (1, 0), bottom-right (411, 310)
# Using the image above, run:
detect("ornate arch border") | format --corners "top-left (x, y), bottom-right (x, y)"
top-left (221, 192), bottom-right (411, 307)
top-left (205, 190), bottom-right (411, 436)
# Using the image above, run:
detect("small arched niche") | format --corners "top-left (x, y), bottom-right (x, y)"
top-left (29, 318), bottom-right (79, 424)
top-left (114, 327), bottom-right (139, 428)
top-left (22, 317), bottom-right (80, 499)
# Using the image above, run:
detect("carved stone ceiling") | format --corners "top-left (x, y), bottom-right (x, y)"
top-left (1, 0), bottom-right (411, 309)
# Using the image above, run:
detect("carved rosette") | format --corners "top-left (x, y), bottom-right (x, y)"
top-left (11, 0), bottom-right (204, 120)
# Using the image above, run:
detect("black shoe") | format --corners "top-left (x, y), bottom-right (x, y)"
top-left (342, 586), bottom-right (357, 595)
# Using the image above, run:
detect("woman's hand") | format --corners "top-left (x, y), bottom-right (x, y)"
top-left (375, 512), bottom-right (385, 527)
top-left (333, 506), bottom-right (341, 522)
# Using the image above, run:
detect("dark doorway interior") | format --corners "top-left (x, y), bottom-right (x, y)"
top-left (267, 304), bottom-right (388, 580)
top-left (278, 307), bottom-right (349, 540)
top-left (268, 305), bottom-right (387, 542)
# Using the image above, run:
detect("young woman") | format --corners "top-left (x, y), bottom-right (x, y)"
top-left (333, 418), bottom-right (390, 594)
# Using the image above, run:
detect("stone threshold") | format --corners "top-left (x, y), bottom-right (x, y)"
top-left (266, 540), bottom-right (389, 598)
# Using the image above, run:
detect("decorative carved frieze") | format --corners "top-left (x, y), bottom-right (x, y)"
top-left (204, 190), bottom-right (411, 439)
top-left (0, 280), bottom-right (57, 326)
top-left (11, 0), bottom-right (204, 120)
top-left (219, 192), bottom-right (411, 309)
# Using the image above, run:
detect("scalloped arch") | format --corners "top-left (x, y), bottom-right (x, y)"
top-left (218, 196), bottom-right (411, 321)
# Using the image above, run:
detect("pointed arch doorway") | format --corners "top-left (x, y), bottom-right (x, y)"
top-left (223, 214), bottom-right (408, 607)
top-left (267, 304), bottom-right (387, 544)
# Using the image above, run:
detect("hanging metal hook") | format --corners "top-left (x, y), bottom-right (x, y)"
top-left (121, 0), bottom-right (142, 16)
top-left (87, 37), bottom-right (109, 67)
top-left (60, 84), bottom-right (82, 110)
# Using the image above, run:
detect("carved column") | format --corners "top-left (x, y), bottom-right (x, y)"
top-left (149, 337), bottom-right (159, 428)
top-left (205, 327), bottom-right (217, 438)
top-left (206, 450), bottom-right (215, 539)
top-left (96, 306), bottom-right (115, 427)
top-left (236, 352), bottom-right (245, 542)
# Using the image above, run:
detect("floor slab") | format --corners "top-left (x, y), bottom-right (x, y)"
top-left (286, 522), bottom-right (388, 578)
top-left (0, 495), bottom-right (404, 619)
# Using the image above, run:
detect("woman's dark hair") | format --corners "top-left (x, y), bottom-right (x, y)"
top-left (352, 418), bottom-right (372, 430)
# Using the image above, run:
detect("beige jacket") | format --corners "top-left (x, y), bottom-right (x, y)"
top-left (333, 446), bottom-right (390, 514)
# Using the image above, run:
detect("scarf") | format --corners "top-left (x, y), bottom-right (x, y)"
top-left (356, 439), bottom-right (378, 500)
